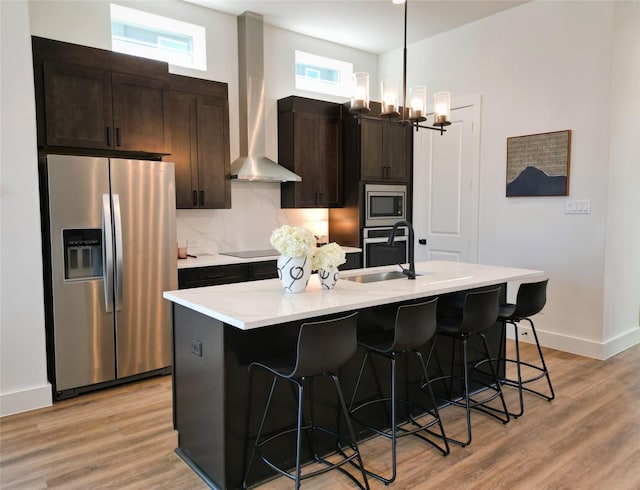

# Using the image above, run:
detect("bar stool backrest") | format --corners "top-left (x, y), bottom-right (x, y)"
top-left (460, 287), bottom-right (501, 334)
top-left (512, 279), bottom-right (548, 319)
top-left (291, 312), bottom-right (358, 378)
top-left (391, 298), bottom-right (438, 352)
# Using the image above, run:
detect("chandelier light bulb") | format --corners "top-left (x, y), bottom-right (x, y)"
top-left (350, 72), bottom-right (370, 113)
top-left (381, 79), bottom-right (399, 116)
top-left (409, 85), bottom-right (426, 121)
top-left (433, 91), bottom-right (451, 126)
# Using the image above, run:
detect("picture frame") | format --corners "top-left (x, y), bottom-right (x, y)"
top-left (506, 129), bottom-right (571, 197)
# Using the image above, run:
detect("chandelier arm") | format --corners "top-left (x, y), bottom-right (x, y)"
top-left (355, 113), bottom-right (446, 134)
top-left (414, 123), bottom-right (447, 135)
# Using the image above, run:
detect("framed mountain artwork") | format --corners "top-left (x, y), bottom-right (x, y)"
top-left (506, 130), bottom-right (571, 197)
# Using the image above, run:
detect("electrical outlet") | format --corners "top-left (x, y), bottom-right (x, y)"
top-left (565, 200), bottom-right (591, 214)
top-left (190, 339), bottom-right (202, 357)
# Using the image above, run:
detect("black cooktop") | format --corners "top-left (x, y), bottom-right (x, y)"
top-left (219, 249), bottom-right (279, 259)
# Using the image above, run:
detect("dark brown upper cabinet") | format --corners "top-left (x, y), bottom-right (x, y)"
top-left (278, 96), bottom-right (343, 208)
top-left (358, 106), bottom-right (412, 183)
top-left (33, 36), bottom-right (171, 156)
top-left (167, 74), bottom-right (230, 209)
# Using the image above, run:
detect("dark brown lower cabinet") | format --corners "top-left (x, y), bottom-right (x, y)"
top-left (178, 261), bottom-right (278, 289)
top-left (178, 254), bottom-right (360, 289)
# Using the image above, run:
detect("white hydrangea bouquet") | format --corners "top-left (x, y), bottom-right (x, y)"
top-left (311, 242), bottom-right (346, 271)
top-left (269, 225), bottom-right (316, 258)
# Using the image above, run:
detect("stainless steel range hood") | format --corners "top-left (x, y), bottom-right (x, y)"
top-left (230, 12), bottom-right (301, 182)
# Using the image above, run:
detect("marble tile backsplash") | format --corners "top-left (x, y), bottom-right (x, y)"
top-left (176, 181), bottom-right (328, 255)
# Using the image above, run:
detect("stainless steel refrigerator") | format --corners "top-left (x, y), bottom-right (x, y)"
top-left (42, 154), bottom-right (177, 399)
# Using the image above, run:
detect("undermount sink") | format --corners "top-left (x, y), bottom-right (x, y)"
top-left (343, 270), bottom-right (421, 283)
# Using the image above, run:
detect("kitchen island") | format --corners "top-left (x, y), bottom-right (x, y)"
top-left (163, 261), bottom-right (544, 489)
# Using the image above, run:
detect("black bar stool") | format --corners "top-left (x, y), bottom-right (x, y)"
top-left (425, 287), bottom-right (510, 447)
top-left (492, 279), bottom-right (555, 417)
top-left (243, 312), bottom-right (369, 490)
top-left (348, 299), bottom-right (449, 485)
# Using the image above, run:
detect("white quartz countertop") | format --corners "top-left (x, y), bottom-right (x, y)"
top-left (177, 247), bottom-right (362, 269)
top-left (164, 261), bottom-right (544, 330)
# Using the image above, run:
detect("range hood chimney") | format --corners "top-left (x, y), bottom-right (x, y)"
top-left (230, 12), bottom-right (301, 182)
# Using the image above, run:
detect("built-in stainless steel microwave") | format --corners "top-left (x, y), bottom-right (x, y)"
top-left (364, 183), bottom-right (407, 227)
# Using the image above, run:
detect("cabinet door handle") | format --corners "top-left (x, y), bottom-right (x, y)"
top-left (106, 127), bottom-right (112, 146)
top-left (192, 191), bottom-right (198, 207)
top-left (115, 127), bottom-right (121, 147)
top-left (318, 192), bottom-right (323, 204)
top-left (199, 190), bottom-right (205, 207)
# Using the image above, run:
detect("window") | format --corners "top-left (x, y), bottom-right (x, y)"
top-left (110, 4), bottom-right (206, 71)
top-left (295, 51), bottom-right (353, 97)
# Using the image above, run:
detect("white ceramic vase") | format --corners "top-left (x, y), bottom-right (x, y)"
top-left (318, 267), bottom-right (339, 290)
top-left (277, 255), bottom-right (311, 293)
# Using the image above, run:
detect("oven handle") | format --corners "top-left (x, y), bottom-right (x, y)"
top-left (363, 236), bottom-right (409, 244)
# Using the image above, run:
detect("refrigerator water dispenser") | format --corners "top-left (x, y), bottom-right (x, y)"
top-left (63, 229), bottom-right (103, 280)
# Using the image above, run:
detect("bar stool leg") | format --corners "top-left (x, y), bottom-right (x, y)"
top-left (495, 318), bottom-right (525, 418)
top-left (511, 319), bottom-right (525, 417)
top-left (411, 350), bottom-right (450, 456)
top-left (243, 376), bottom-right (279, 489)
top-left (348, 352), bottom-right (399, 484)
top-left (348, 352), bottom-right (370, 412)
top-left (479, 333), bottom-right (511, 423)
top-left (295, 380), bottom-right (304, 489)
top-left (389, 356), bottom-right (397, 483)
top-left (496, 317), bottom-right (554, 417)
top-left (461, 337), bottom-right (472, 447)
top-left (524, 318), bottom-right (556, 401)
top-left (434, 333), bottom-right (510, 448)
top-left (330, 374), bottom-right (371, 490)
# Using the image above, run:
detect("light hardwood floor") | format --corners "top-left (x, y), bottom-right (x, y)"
top-left (1, 341), bottom-right (638, 489)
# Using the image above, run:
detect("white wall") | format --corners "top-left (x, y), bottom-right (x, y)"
top-left (379, 0), bottom-right (640, 357)
top-left (0, 0), bottom-right (51, 416)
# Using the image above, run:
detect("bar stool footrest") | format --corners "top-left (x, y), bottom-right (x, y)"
top-left (475, 357), bottom-right (555, 401)
top-left (425, 374), bottom-right (510, 424)
top-left (257, 424), bottom-right (366, 488)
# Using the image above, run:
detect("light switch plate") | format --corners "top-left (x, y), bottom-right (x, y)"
top-left (565, 200), bottom-right (591, 214)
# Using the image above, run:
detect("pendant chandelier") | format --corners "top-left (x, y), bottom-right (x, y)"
top-left (349, 0), bottom-right (451, 134)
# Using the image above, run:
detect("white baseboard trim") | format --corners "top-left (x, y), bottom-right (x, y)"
top-left (0, 383), bottom-right (52, 417)
top-left (506, 325), bottom-right (640, 360)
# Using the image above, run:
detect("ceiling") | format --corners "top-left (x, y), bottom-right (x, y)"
top-left (184, 0), bottom-right (528, 54)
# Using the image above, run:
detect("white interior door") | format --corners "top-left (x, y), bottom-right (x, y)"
top-left (413, 96), bottom-right (481, 263)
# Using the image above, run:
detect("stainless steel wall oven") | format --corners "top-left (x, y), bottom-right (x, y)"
top-left (362, 226), bottom-right (409, 268)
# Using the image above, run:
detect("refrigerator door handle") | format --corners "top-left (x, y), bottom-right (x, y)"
top-left (102, 194), bottom-right (114, 313)
top-left (112, 194), bottom-right (124, 311)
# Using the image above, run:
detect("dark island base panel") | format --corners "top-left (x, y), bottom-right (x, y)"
top-left (172, 286), bottom-right (506, 489)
